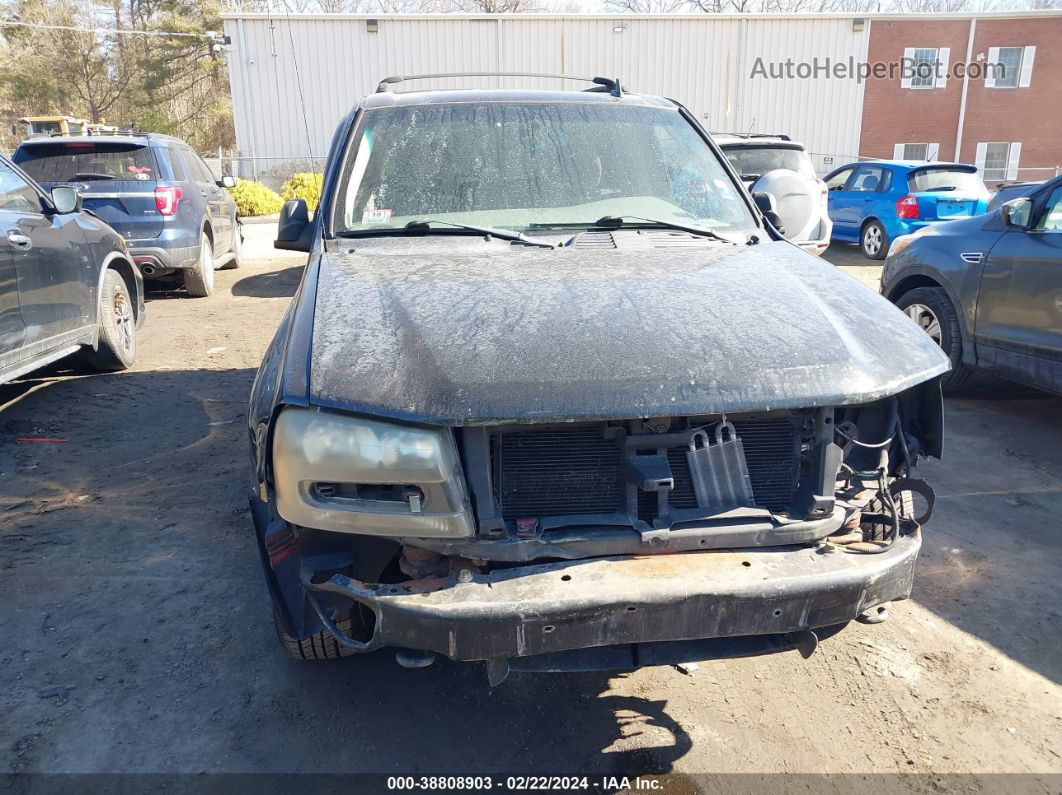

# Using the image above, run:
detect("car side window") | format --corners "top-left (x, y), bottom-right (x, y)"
top-left (168, 148), bottom-right (188, 183)
top-left (847, 166), bottom-right (886, 193)
top-left (184, 149), bottom-right (216, 184)
top-left (1035, 186), bottom-right (1062, 232)
top-left (0, 162), bottom-right (42, 213)
top-left (826, 168), bottom-right (853, 191)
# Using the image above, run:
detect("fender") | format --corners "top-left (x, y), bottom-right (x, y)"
top-left (883, 262), bottom-right (975, 366)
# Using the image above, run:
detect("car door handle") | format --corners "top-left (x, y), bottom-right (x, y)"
top-left (5, 231), bottom-right (32, 250)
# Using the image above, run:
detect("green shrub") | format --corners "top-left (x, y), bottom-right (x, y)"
top-left (281, 172), bottom-right (323, 213)
top-left (228, 180), bottom-right (284, 217)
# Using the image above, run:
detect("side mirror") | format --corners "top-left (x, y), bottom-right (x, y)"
top-left (1001, 197), bottom-right (1032, 229)
top-left (51, 185), bottom-right (82, 214)
top-left (752, 191), bottom-right (786, 236)
top-left (275, 198), bottom-right (312, 252)
top-left (218, 174), bottom-right (236, 189)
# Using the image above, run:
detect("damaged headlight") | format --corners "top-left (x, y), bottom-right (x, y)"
top-left (271, 406), bottom-right (475, 538)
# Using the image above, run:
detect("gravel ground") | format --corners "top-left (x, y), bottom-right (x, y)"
top-left (1, 227), bottom-right (1059, 785)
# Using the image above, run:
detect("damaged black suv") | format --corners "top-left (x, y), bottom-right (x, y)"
top-left (248, 75), bottom-right (948, 682)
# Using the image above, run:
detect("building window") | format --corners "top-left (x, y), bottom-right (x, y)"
top-left (902, 47), bottom-right (949, 90)
top-left (903, 143), bottom-right (928, 160)
top-left (910, 48), bottom-right (938, 88)
top-left (892, 143), bottom-right (939, 162)
top-left (986, 46), bottom-right (1036, 88)
top-left (977, 141), bottom-right (1021, 183)
top-left (982, 143), bottom-right (1010, 182)
top-left (995, 47), bottom-right (1023, 87)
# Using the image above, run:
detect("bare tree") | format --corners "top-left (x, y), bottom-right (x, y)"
top-left (604, 0), bottom-right (689, 12)
top-left (448, 0), bottom-right (541, 11)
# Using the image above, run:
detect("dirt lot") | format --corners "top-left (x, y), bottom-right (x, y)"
top-left (2, 228), bottom-right (1060, 785)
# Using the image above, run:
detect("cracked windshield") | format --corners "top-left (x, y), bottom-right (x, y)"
top-left (335, 102), bottom-right (755, 236)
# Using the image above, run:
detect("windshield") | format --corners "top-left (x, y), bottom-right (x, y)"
top-left (723, 146), bottom-right (815, 180)
top-left (15, 142), bottom-right (158, 183)
top-left (333, 102), bottom-right (756, 236)
top-left (908, 168), bottom-right (985, 193)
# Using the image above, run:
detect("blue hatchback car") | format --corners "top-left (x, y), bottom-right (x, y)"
top-left (13, 133), bottom-right (241, 297)
top-left (824, 161), bottom-right (990, 260)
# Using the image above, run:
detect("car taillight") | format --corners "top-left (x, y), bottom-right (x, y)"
top-left (817, 178), bottom-right (828, 209)
top-left (154, 186), bottom-right (182, 216)
top-left (896, 194), bottom-right (919, 220)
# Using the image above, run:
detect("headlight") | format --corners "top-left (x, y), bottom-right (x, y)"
top-left (888, 234), bottom-right (915, 258)
top-left (271, 406), bottom-right (474, 538)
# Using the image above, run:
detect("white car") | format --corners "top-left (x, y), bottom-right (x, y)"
top-left (715, 134), bottom-right (831, 256)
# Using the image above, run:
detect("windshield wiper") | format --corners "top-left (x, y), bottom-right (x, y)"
top-left (72, 172), bottom-right (118, 181)
top-left (338, 219), bottom-right (555, 249)
top-left (593, 215), bottom-right (744, 245)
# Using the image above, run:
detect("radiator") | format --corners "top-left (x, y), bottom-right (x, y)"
top-left (494, 418), bottom-right (801, 522)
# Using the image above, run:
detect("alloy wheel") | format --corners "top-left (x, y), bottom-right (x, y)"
top-left (863, 225), bottom-right (882, 256)
top-left (905, 303), bottom-right (942, 345)
top-left (113, 284), bottom-right (133, 353)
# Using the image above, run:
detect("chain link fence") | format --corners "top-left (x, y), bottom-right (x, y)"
top-left (202, 155), bottom-right (327, 191)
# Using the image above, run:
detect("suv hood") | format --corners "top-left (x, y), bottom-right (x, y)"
top-left (308, 239), bottom-right (949, 424)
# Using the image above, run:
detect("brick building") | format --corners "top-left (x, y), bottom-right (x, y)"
top-left (860, 13), bottom-right (1061, 185)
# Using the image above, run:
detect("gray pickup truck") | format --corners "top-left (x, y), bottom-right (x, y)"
top-left (247, 75), bottom-right (948, 683)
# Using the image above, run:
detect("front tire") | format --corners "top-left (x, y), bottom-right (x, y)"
top-left (183, 231), bottom-right (216, 297)
top-left (273, 607), bottom-right (375, 660)
top-left (860, 220), bottom-right (888, 260)
top-left (88, 268), bottom-right (136, 371)
top-left (895, 286), bottom-right (970, 392)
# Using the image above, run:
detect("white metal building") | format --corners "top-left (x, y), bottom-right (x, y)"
top-left (221, 12), bottom-right (873, 177)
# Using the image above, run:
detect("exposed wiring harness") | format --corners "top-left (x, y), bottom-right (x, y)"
top-left (841, 468), bottom-right (902, 554)
top-left (838, 399), bottom-right (906, 554)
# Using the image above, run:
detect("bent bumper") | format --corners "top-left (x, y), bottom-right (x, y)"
top-left (305, 530), bottom-right (921, 662)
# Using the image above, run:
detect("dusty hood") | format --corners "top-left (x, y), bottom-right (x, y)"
top-left (308, 239), bottom-right (949, 424)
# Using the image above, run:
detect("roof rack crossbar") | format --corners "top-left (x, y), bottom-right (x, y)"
top-left (376, 72), bottom-right (623, 97)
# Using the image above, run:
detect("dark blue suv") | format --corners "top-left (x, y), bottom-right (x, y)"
top-left (13, 133), bottom-right (240, 297)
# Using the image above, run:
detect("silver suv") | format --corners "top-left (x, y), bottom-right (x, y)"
top-left (715, 134), bottom-right (831, 255)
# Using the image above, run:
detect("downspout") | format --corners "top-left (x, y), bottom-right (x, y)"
top-left (954, 18), bottom-right (976, 162)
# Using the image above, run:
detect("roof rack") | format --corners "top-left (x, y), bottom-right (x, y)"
top-left (375, 73), bottom-right (623, 97)
top-left (711, 132), bottom-right (791, 141)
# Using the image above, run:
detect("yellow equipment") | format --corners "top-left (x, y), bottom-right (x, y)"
top-left (19, 116), bottom-right (90, 137)
top-left (18, 116), bottom-right (119, 138)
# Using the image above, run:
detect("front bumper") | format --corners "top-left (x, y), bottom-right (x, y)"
top-left (305, 529), bottom-right (921, 662)
top-left (893, 219), bottom-right (939, 238)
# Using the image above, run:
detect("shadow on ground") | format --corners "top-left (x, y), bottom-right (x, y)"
top-left (0, 368), bottom-right (692, 774)
top-left (913, 377), bottom-right (1062, 683)
top-left (232, 266), bottom-right (304, 299)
